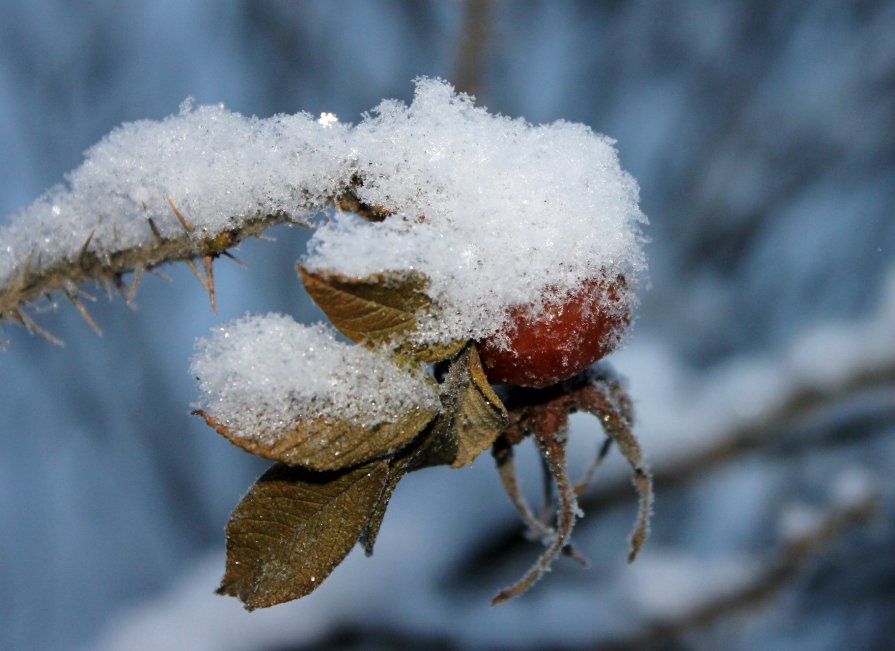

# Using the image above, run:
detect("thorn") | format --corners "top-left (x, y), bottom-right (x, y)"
top-left (148, 268), bottom-right (172, 282)
top-left (62, 280), bottom-right (94, 302)
top-left (126, 266), bottom-right (144, 304)
top-left (111, 273), bottom-right (127, 300)
top-left (100, 274), bottom-right (120, 301)
top-left (13, 309), bottom-right (64, 346)
top-left (166, 195), bottom-right (194, 233)
top-left (147, 217), bottom-right (163, 242)
top-left (256, 234), bottom-right (277, 242)
top-left (221, 250), bottom-right (246, 267)
top-left (14, 253), bottom-right (34, 291)
top-left (75, 286), bottom-right (97, 302)
top-left (77, 229), bottom-right (96, 266)
top-left (202, 255), bottom-right (217, 312)
top-left (67, 292), bottom-right (103, 336)
top-left (184, 258), bottom-right (208, 291)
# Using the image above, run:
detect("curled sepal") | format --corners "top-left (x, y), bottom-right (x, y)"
top-left (297, 265), bottom-right (465, 362)
top-left (577, 372), bottom-right (653, 562)
top-left (218, 460), bottom-right (388, 609)
top-left (491, 428), bottom-right (578, 605)
top-left (439, 345), bottom-right (509, 468)
top-left (193, 403), bottom-right (437, 472)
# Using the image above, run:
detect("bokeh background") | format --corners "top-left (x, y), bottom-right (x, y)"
top-left (2, 1), bottom-right (894, 650)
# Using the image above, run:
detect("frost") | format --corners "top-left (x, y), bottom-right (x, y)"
top-left (190, 314), bottom-right (439, 441)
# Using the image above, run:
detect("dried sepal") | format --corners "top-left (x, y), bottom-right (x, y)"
top-left (297, 265), bottom-right (465, 362)
top-left (491, 426), bottom-right (578, 605)
top-left (218, 460), bottom-right (388, 609)
top-left (576, 371), bottom-right (652, 562)
top-left (438, 345), bottom-right (509, 468)
top-left (193, 402), bottom-right (437, 473)
top-left (489, 367), bottom-right (652, 603)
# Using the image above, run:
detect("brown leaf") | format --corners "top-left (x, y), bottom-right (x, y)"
top-left (358, 462), bottom-right (406, 556)
top-left (439, 345), bottom-right (509, 468)
top-left (359, 412), bottom-right (461, 555)
top-left (297, 265), bottom-right (465, 362)
top-left (218, 461), bottom-right (388, 609)
top-left (194, 404), bottom-right (437, 472)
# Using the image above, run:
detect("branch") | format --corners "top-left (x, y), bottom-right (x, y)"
top-left (0, 186), bottom-right (384, 339)
top-left (591, 491), bottom-right (878, 651)
top-left (582, 358), bottom-right (895, 513)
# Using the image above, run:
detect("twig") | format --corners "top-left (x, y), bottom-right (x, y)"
top-left (591, 492), bottom-right (878, 651)
top-left (579, 359), bottom-right (895, 518)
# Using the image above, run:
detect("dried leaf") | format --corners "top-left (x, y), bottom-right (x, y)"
top-left (194, 404), bottom-right (437, 472)
top-left (359, 413), bottom-right (462, 555)
top-left (297, 265), bottom-right (465, 362)
top-left (218, 461), bottom-right (388, 609)
top-left (358, 463), bottom-right (406, 556)
top-left (440, 345), bottom-right (509, 468)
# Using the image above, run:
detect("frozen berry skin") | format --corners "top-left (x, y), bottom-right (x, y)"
top-left (476, 276), bottom-right (630, 388)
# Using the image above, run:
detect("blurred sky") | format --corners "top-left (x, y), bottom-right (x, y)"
top-left (1, 2), bottom-right (894, 650)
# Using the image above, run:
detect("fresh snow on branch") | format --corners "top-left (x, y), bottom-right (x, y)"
top-left (1, 78), bottom-right (646, 348)
top-left (0, 100), bottom-right (352, 286)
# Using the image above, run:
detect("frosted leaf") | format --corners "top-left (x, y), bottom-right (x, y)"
top-left (190, 314), bottom-right (439, 445)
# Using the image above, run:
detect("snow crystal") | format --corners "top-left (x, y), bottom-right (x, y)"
top-left (190, 314), bottom-right (439, 440)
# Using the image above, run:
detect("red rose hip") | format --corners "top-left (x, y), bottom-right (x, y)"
top-left (476, 275), bottom-right (630, 388)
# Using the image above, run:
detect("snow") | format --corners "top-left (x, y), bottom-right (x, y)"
top-left (306, 77), bottom-right (647, 345)
top-left (2, 78), bottom-right (646, 354)
top-left (6, 4), bottom-right (895, 649)
top-left (0, 100), bottom-right (354, 286)
top-left (86, 276), bottom-right (895, 649)
top-left (190, 314), bottom-right (438, 441)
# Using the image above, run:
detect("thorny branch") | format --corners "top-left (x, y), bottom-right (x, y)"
top-left (0, 184), bottom-right (387, 342)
